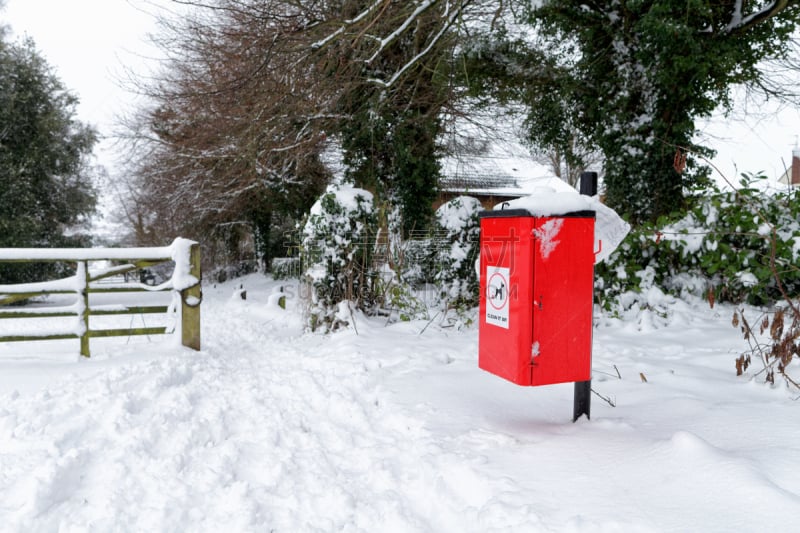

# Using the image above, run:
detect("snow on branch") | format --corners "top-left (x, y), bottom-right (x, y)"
top-left (366, 1), bottom-right (468, 88)
top-left (365, 0), bottom-right (439, 64)
top-left (310, 0), bottom-right (472, 88)
top-left (310, 0), bottom-right (389, 50)
top-left (725, 0), bottom-right (793, 33)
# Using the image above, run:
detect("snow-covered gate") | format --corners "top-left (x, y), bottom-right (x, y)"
top-left (0, 239), bottom-right (201, 356)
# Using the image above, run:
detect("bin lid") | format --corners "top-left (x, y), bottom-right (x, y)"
top-left (482, 188), bottom-right (595, 218)
top-left (478, 187), bottom-right (632, 263)
top-left (479, 208), bottom-right (595, 219)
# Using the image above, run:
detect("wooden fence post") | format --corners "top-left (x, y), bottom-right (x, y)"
top-left (78, 260), bottom-right (90, 357)
top-left (181, 243), bottom-right (201, 350)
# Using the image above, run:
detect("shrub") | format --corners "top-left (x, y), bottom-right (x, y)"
top-left (733, 306), bottom-right (800, 392)
top-left (209, 260), bottom-right (259, 283)
top-left (366, 209), bottom-right (433, 322)
top-left (434, 196), bottom-right (482, 309)
top-left (596, 175), bottom-right (800, 314)
top-left (270, 257), bottom-right (301, 280)
top-left (300, 185), bottom-right (378, 331)
top-left (397, 237), bottom-right (439, 288)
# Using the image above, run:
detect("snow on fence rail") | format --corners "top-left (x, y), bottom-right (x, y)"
top-left (0, 238), bottom-right (201, 357)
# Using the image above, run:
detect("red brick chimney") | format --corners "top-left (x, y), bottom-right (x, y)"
top-left (793, 147), bottom-right (800, 185)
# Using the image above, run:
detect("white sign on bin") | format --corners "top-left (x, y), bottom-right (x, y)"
top-left (485, 265), bottom-right (510, 329)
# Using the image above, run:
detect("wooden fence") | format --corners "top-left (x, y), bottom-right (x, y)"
top-left (0, 239), bottom-right (201, 357)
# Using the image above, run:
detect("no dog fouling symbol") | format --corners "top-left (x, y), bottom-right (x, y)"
top-left (486, 266), bottom-right (510, 329)
top-left (488, 273), bottom-right (507, 309)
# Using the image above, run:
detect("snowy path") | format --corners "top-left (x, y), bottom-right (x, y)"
top-left (1, 275), bottom-right (799, 531)
top-left (0, 279), bottom-right (537, 531)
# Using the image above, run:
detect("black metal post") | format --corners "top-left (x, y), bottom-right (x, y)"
top-left (579, 171), bottom-right (598, 196)
top-left (573, 171), bottom-right (598, 422)
top-left (573, 380), bottom-right (592, 422)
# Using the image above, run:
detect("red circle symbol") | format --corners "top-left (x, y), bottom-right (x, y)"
top-left (487, 272), bottom-right (508, 310)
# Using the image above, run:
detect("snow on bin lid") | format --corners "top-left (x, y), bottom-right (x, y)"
top-left (491, 187), bottom-right (631, 263)
top-left (498, 187), bottom-right (594, 216)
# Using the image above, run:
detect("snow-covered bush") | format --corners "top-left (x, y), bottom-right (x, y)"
top-left (209, 260), bottom-right (259, 283)
top-left (597, 175), bottom-right (800, 314)
top-left (395, 237), bottom-right (438, 288)
top-left (367, 213), bottom-right (431, 322)
top-left (596, 174), bottom-right (800, 390)
top-left (300, 185), bottom-right (378, 331)
top-left (270, 257), bottom-right (301, 280)
top-left (434, 196), bottom-right (482, 309)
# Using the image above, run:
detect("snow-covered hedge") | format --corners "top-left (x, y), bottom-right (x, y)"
top-left (300, 185), bottom-right (378, 331)
top-left (597, 177), bottom-right (800, 312)
top-left (270, 257), bottom-right (301, 280)
top-left (434, 196), bottom-right (481, 309)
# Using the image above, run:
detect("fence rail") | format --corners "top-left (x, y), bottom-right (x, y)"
top-left (0, 239), bottom-right (201, 357)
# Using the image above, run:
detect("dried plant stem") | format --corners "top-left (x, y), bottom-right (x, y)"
top-left (591, 388), bottom-right (616, 408)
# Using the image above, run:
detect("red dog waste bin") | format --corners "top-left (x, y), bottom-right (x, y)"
top-left (478, 208), bottom-right (595, 386)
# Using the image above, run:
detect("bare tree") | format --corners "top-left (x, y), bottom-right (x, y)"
top-left (530, 135), bottom-right (603, 188)
top-left (114, 0), bottom-right (534, 269)
top-left (118, 1), bottom-right (336, 267)
top-left (116, 1), bottom-right (491, 245)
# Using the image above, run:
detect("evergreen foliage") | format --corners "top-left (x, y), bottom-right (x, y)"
top-left (465, 0), bottom-right (800, 223)
top-left (433, 196), bottom-right (481, 309)
top-left (300, 185), bottom-right (379, 332)
top-left (336, 4), bottom-right (449, 238)
top-left (340, 103), bottom-right (441, 237)
top-left (597, 175), bottom-right (800, 314)
top-left (0, 36), bottom-right (97, 283)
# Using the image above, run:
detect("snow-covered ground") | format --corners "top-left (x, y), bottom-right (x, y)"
top-left (1, 274), bottom-right (799, 532)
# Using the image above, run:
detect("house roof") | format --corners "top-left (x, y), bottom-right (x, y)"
top-left (438, 109), bottom-right (580, 198)
top-left (321, 108), bottom-right (580, 197)
top-left (440, 144), bottom-right (575, 197)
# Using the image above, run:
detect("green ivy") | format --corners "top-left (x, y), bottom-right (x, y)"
top-left (300, 186), bottom-right (378, 331)
top-left (433, 196), bottom-right (482, 310)
top-left (597, 175), bottom-right (800, 312)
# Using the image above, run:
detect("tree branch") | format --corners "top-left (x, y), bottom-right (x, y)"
top-left (725, 0), bottom-right (794, 33)
top-left (364, 0), bottom-right (440, 64)
top-left (366, 1), bottom-right (468, 88)
top-left (310, 0), bottom-right (390, 50)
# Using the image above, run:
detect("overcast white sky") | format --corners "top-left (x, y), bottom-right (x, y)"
top-left (2, 0), bottom-right (166, 173)
top-left (2, 0), bottom-right (800, 185)
top-left (699, 94), bottom-right (800, 185)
